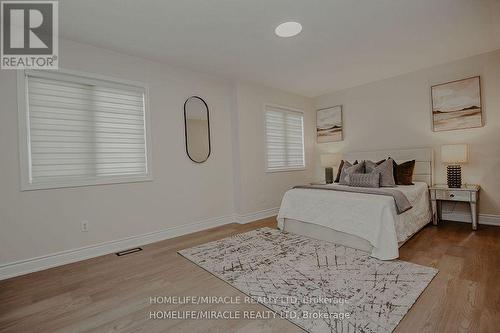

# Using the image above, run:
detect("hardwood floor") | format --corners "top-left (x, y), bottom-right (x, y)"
top-left (1, 218), bottom-right (499, 333)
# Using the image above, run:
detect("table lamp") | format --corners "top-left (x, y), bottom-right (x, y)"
top-left (320, 154), bottom-right (340, 184)
top-left (441, 144), bottom-right (468, 188)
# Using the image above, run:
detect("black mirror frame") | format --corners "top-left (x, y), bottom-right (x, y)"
top-left (184, 96), bottom-right (211, 163)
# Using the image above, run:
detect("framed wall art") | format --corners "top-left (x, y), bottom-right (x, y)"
top-left (431, 76), bottom-right (482, 132)
top-left (317, 105), bottom-right (343, 143)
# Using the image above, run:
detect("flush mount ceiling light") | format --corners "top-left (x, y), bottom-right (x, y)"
top-left (275, 21), bottom-right (302, 37)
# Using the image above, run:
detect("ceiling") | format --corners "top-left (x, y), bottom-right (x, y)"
top-left (60, 0), bottom-right (500, 97)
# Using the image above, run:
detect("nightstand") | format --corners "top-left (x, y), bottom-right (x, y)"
top-left (429, 184), bottom-right (480, 230)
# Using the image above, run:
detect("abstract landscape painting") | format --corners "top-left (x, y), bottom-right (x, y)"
top-left (431, 76), bottom-right (482, 131)
top-left (317, 105), bottom-right (342, 142)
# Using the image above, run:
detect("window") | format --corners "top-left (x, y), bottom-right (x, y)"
top-left (18, 69), bottom-right (152, 190)
top-left (264, 104), bottom-right (305, 172)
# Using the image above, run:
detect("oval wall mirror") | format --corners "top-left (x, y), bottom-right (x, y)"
top-left (184, 96), bottom-right (211, 163)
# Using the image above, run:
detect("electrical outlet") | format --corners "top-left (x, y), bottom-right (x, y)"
top-left (81, 220), bottom-right (89, 232)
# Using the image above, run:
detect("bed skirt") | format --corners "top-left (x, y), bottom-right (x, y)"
top-left (282, 218), bottom-right (405, 254)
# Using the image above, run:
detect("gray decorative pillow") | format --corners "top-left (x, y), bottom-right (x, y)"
top-left (366, 159), bottom-right (396, 187)
top-left (365, 159), bottom-right (384, 173)
top-left (348, 172), bottom-right (381, 188)
top-left (339, 161), bottom-right (365, 185)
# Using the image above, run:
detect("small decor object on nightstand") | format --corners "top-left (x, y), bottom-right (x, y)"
top-left (320, 154), bottom-right (340, 184)
top-left (441, 144), bottom-right (468, 188)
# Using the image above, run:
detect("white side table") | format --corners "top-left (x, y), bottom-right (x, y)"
top-left (429, 184), bottom-right (480, 230)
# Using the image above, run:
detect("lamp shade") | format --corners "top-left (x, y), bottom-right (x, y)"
top-left (441, 144), bottom-right (468, 164)
top-left (320, 154), bottom-right (341, 167)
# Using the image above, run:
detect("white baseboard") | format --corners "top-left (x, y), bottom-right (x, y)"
top-left (0, 214), bottom-right (236, 281)
top-left (0, 207), bottom-right (281, 281)
top-left (440, 212), bottom-right (500, 227)
top-left (2, 206), bottom-right (496, 281)
top-left (479, 214), bottom-right (500, 226)
top-left (235, 207), bottom-right (279, 224)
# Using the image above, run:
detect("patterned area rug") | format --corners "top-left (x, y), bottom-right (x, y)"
top-left (178, 228), bottom-right (437, 333)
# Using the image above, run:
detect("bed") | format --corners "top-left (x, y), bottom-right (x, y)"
top-left (277, 148), bottom-right (433, 260)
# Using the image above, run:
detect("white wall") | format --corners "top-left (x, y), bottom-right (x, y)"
top-left (233, 82), bottom-right (315, 215)
top-left (0, 39), bottom-right (236, 265)
top-left (314, 50), bottom-right (500, 216)
top-left (7, 38), bottom-right (497, 275)
top-left (0, 40), bottom-right (315, 273)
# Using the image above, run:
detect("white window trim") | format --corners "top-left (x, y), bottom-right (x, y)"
top-left (263, 103), bottom-right (306, 173)
top-left (17, 68), bottom-right (153, 191)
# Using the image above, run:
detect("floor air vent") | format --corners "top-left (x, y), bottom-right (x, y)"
top-left (116, 247), bottom-right (143, 256)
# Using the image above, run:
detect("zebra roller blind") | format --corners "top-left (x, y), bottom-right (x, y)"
top-left (264, 105), bottom-right (305, 171)
top-left (20, 70), bottom-right (151, 189)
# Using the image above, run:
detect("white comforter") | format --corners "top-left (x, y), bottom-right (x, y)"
top-left (277, 182), bottom-right (431, 260)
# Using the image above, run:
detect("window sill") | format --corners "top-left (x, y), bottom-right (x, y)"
top-left (21, 175), bottom-right (153, 191)
top-left (266, 167), bottom-right (307, 173)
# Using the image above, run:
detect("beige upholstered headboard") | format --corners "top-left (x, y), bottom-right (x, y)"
top-left (343, 148), bottom-right (434, 186)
